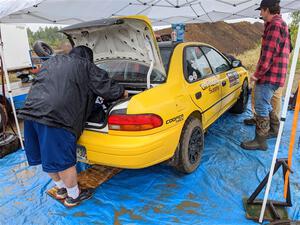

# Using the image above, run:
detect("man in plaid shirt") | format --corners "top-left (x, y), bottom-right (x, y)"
top-left (241, 0), bottom-right (291, 151)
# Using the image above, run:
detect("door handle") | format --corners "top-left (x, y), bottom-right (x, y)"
top-left (222, 81), bottom-right (226, 86)
top-left (195, 92), bottom-right (202, 99)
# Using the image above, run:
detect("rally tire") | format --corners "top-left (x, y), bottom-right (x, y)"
top-left (33, 40), bottom-right (55, 58)
top-left (0, 133), bottom-right (20, 158)
top-left (174, 117), bottom-right (204, 174)
top-left (230, 80), bottom-right (249, 114)
top-left (0, 104), bottom-right (8, 132)
top-left (0, 95), bottom-right (12, 116)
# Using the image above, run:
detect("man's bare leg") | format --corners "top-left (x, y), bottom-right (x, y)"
top-left (58, 166), bottom-right (78, 188)
top-left (59, 166), bottom-right (79, 200)
top-left (60, 166), bottom-right (93, 206)
top-left (48, 173), bottom-right (60, 182)
top-left (48, 172), bottom-right (65, 189)
top-left (48, 172), bottom-right (67, 199)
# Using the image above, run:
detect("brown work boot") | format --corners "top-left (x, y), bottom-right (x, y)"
top-left (267, 111), bottom-right (279, 139)
top-left (241, 116), bottom-right (269, 151)
top-left (243, 117), bottom-right (256, 126)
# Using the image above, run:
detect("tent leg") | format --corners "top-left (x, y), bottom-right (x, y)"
top-left (0, 39), bottom-right (24, 150)
top-left (258, 22), bottom-right (300, 223)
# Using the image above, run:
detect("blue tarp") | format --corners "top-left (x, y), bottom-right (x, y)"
top-left (0, 103), bottom-right (300, 225)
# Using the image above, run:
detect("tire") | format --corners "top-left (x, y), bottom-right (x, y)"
top-left (21, 76), bottom-right (30, 83)
top-left (230, 80), bottom-right (249, 114)
top-left (0, 104), bottom-right (8, 132)
top-left (173, 117), bottom-right (204, 174)
top-left (33, 40), bottom-right (55, 58)
top-left (0, 95), bottom-right (12, 116)
top-left (0, 133), bottom-right (20, 159)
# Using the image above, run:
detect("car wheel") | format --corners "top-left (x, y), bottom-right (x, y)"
top-left (230, 80), bottom-right (249, 114)
top-left (0, 95), bottom-right (11, 114)
top-left (21, 76), bottom-right (30, 83)
top-left (0, 133), bottom-right (20, 158)
top-left (0, 104), bottom-right (8, 132)
top-left (174, 117), bottom-right (204, 174)
top-left (33, 40), bottom-right (55, 58)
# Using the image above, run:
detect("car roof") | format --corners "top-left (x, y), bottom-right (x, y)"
top-left (158, 41), bottom-right (213, 48)
top-left (158, 41), bottom-right (173, 48)
top-left (158, 41), bottom-right (185, 49)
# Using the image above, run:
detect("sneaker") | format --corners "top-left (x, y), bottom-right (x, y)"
top-left (55, 187), bottom-right (67, 200)
top-left (64, 188), bottom-right (94, 207)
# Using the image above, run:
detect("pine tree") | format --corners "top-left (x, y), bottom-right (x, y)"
top-left (27, 26), bottom-right (68, 49)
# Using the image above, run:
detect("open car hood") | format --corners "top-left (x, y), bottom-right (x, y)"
top-left (61, 15), bottom-right (165, 76)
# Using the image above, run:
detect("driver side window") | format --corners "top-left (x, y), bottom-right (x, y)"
top-left (201, 46), bottom-right (230, 74)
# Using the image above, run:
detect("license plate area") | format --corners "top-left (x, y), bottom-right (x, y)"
top-left (76, 145), bottom-right (88, 163)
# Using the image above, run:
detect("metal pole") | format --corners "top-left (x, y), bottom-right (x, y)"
top-left (259, 21), bottom-right (300, 223)
top-left (0, 33), bottom-right (24, 150)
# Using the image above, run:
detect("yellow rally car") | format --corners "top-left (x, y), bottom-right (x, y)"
top-left (62, 16), bottom-right (249, 173)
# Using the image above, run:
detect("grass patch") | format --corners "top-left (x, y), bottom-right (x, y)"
top-left (234, 45), bottom-right (260, 74)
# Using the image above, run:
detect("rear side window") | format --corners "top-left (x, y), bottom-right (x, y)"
top-left (201, 46), bottom-right (231, 74)
top-left (97, 60), bottom-right (166, 83)
top-left (159, 47), bottom-right (172, 72)
top-left (184, 46), bottom-right (212, 83)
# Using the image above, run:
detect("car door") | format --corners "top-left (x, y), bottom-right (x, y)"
top-left (201, 46), bottom-right (240, 113)
top-left (183, 46), bottom-right (222, 128)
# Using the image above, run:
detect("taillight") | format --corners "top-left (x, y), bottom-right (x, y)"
top-left (108, 114), bottom-right (163, 131)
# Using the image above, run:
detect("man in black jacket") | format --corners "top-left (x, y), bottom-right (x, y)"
top-left (18, 46), bottom-right (126, 207)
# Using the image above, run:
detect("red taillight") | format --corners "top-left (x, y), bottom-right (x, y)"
top-left (108, 114), bottom-right (163, 131)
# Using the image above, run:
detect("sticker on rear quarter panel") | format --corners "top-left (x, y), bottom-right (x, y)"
top-left (166, 114), bottom-right (184, 124)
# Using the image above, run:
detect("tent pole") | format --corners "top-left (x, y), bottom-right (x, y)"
top-left (0, 32), bottom-right (24, 150)
top-left (259, 21), bottom-right (300, 223)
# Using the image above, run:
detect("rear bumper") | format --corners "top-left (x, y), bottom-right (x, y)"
top-left (77, 126), bottom-right (182, 169)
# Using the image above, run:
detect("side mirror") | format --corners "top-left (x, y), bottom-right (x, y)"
top-left (232, 60), bottom-right (241, 68)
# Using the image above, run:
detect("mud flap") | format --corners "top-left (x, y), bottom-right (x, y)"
top-left (46, 165), bottom-right (122, 208)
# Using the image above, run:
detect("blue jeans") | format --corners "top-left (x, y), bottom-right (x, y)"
top-left (254, 83), bottom-right (279, 117)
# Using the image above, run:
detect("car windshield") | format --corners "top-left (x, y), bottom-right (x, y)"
top-left (97, 60), bottom-right (166, 83)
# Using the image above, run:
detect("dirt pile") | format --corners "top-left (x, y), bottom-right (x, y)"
top-left (155, 21), bottom-right (264, 55)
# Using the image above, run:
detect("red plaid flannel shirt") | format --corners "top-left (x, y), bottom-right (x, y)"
top-left (253, 15), bottom-right (291, 87)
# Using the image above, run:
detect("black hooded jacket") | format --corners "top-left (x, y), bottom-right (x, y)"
top-left (18, 51), bottom-right (124, 138)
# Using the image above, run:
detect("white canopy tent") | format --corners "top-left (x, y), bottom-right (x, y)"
top-left (0, 0), bottom-right (299, 25)
top-left (0, 0), bottom-right (299, 223)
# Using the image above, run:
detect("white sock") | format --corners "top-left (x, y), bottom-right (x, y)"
top-left (67, 185), bottom-right (80, 199)
top-left (54, 180), bottom-right (65, 189)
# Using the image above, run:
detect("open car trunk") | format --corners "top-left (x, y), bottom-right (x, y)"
top-left (61, 16), bottom-right (167, 132)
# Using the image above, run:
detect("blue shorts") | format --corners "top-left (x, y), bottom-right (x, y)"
top-left (24, 120), bottom-right (77, 173)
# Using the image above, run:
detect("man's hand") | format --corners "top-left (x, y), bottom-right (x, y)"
top-left (123, 90), bottom-right (129, 98)
top-left (250, 75), bottom-right (258, 83)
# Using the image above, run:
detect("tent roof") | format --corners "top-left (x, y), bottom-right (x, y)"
top-left (0, 0), bottom-right (299, 25)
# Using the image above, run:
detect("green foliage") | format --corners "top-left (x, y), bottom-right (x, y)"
top-left (289, 11), bottom-right (300, 45)
top-left (27, 26), bottom-right (68, 49)
top-left (289, 11), bottom-right (300, 72)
